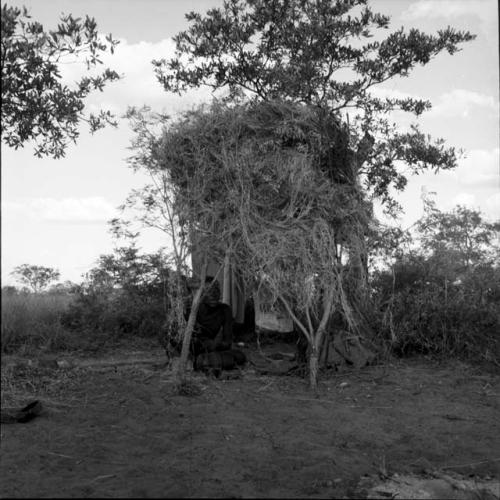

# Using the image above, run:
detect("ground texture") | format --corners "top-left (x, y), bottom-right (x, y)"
top-left (1, 344), bottom-right (499, 498)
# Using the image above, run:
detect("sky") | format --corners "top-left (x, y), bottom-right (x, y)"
top-left (1, 0), bottom-right (499, 286)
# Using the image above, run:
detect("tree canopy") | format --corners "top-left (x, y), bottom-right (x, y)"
top-left (417, 198), bottom-right (500, 272)
top-left (1, 4), bottom-right (120, 158)
top-left (10, 264), bottom-right (60, 293)
top-left (152, 0), bottom-right (475, 212)
top-left (154, 0), bottom-right (473, 111)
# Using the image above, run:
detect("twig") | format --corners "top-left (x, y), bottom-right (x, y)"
top-left (349, 405), bottom-right (393, 409)
top-left (257, 379), bottom-right (276, 392)
top-left (143, 373), bottom-right (156, 382)
top-left (442, 458), bottom-right (500, 470)
top-left (45, 451), bottom-right (76, 459)
top-left (89, 474), bottom-right (117, 483)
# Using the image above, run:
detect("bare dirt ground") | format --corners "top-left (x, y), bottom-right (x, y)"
top-left (1, 343), bottom-right (499, 498)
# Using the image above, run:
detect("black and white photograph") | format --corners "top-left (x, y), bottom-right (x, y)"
top-left (1, 0), bottom-right (499, 497)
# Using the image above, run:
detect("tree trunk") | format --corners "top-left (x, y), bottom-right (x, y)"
top-left (309, 345), bottom-right (319, 391)
top-left (222, 250), bottom-right (231, 306)
top-left (177, 257), bottom-right (208, 376)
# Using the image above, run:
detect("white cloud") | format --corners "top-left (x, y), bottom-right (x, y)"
top-left (444, 148), bottom-right (499, 188)
top-left (2, 197), bottom-right (118, 222)
top-left (450, 192), bottom-right (477, 207)
top-left (484, 192), bottom-right (500, 220)
top-left (58, 38), bottom-right (214, 116)
top-left (429, 89), bottom-right (497, 118)
top-left (401, 0), bottom-right (496, 32)
top-left (403, 0), bottom-right (481, 19)
top-left (448, 192), bottom-right (500, 221)
top-left (369, 87), bottom-right (497, 120)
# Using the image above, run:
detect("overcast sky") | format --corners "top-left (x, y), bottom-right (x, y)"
top-left (1, 0), bottom-right (499, 286)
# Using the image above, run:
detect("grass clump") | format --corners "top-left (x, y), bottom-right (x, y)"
top-left (174, 377), bottom-right (203, 397)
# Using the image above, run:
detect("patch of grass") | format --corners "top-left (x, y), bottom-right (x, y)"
top-left (0, 361), bottom-right (83, 408)
top-left (1, 292), bottom-right (74, 354)
top-left (1, 290), bottom-right (164, 357)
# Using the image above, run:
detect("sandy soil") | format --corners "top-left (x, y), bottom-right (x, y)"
top-left (1, 345), bottom-right (499, 498)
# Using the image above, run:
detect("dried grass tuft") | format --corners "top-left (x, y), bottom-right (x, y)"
top-left (174, 377), bottom-right (203, 397)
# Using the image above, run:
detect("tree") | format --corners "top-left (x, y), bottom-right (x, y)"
top-left (1, 285), bottom-right (19, 297)
top-left (47, 281), bottom-right (77, 294)
top-left (117, 105), bottom-right (231, 375)
top-left (1, 4), bottom-right (120, 158)
top-left (10, 264), bottom-right (60, 293)
top-left (153, 0), bottom-right (474, 210)
top-left (62, 243), bottom-right (173, 336)
top-left (85, 242), bottom-right (171, 298)
top-left (417, 198), bottom-right (500, 272)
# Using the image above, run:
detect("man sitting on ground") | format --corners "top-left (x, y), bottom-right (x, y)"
top-left (189, 277), bottom-right (233, 359)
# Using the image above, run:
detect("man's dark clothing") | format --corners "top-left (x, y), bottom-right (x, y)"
top-left (190, 302), bottom-right (233, 358)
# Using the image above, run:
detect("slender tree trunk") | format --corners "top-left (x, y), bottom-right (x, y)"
top-left (308, 285), bottom-right (335, 390)
top-left (177, 257), bottom-right (208, 376)
top-left (309, 327), bottom-right (328, 391)
top-left (309, 344), bottom-right (319, 391)
top-left (222, 250), bottom-right (231, 306)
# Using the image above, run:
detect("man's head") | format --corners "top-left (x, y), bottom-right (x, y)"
top-left (202, 278), bottom-right (220, 307)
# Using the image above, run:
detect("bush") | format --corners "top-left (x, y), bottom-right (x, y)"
top-left (371, 256), bottom-right (500, 363)
top-left (61, 283), bottom-right (169, 338)
top-left (1, 244), bottom-right (174, 354)
top-left (60, 246), bottom-right (172, 340)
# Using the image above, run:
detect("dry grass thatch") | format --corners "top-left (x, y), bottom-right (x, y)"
top-left (136, 99), bottom-right (375, 387)
top-left (162, 101), bottom-right (369, 292)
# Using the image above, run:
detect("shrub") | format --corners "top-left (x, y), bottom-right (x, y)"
top-left (61, 245), bottom-right (172, 340)
top-left (371, 256), bottom-right (500, 363)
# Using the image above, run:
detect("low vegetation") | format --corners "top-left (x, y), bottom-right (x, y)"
top-left (1, 291), bottom-right (73, 354)
top-left (60, 244), bottom-right (170, 339)
top-left (371, 256), bottom-right (500, 363)
top-left (2, 203), bottom-right (499, 372)
top-left (370, 202), bottom-right (500, 365)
